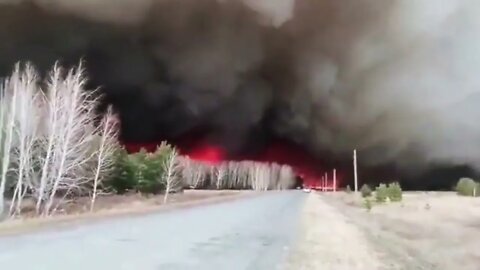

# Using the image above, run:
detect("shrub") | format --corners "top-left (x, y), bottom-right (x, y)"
top-left (360, 184), bottom-right (372, 197)
top-left (363, 197), bottom-right (372, 211)
top-left (375, 183), bottom-right (388, 203)
top-left (387, 182), bottom-right (403, 202)
top-left (455, 178), bottom-right (479, 197)
top-left (345, 185), bottom-right (352, 193)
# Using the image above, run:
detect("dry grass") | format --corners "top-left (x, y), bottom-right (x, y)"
top-left (0, 190), bottom-right (252, 236)
top-left (325, 191), bottom-right (480, 270)
top-left (11, 190), bottom-right (244, 216)
top-left (286, 193), bottom-right (392, 270)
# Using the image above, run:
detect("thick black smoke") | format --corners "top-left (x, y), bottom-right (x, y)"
top-left (1, 0), bottom-right (480, 181)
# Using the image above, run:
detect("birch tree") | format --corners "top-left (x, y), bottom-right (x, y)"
top-left (252, 163), bottom-right (271, 191)
top-left (90, 106), bottom-right (119, 211)
top-left (216, 162), bottom-right (227, 189)
top-left (35, 63), bottom-right (62, 214)
top-left (237, 161), bottom-right (251, 189)
top-left (8, 64), bottom-right (42, 217)
top-left (162, 148), bottom-right (181, 203)
top-left (270, 163), bottom-right (281, 189)
top-left (178, 157), bottom-right (198, 188)
top-left (0, 61), bottom-right (121, 217)
top-left (192, 162), bottom-right (208, 188)
top-left (278, 165), bottom-right (295, 190)
top-left (227, 161), bottom-right (240, 189)
top-left (0, 69), bottom-right (19, 217)
top-left (42, 63), bottom-right (100, 216)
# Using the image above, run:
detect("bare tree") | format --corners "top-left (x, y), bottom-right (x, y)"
top-left (42, 63), bottom-right (102, 216)
top-left (252, 163), bottom-right (272, 191)
top-left (208, 165), bottom-right (217, 189)
top-left (193, 162), bottom-right (208, 188)
top-left (34, 63), bottom-right (63, 215)
top-left (90, 106), bottom-right (119, 211)
top-left (216, 162), bottom-right (227, 189)
top-left (238, 161), bottom-right (252, 189)
top-left (0, 62), bottom-right (123, 218)
top-left (0, 67), bottom-right (20, 217)
top-left (278, 165), bottom-right (295, 190)
top-left (270, 163), bottom-right (281, 189)
top-left (8, 63), bottom-right (42, 217)
top-left (42, 65), bottom-right (77, 214)
top-left (181, 157), bottom-right (205, 188)
top-left (227, 161), bottom-right (241, 189)
top-left (163, 148), bottom-right (182, 204)
top-left (5, 62), bottom-right (105, 216)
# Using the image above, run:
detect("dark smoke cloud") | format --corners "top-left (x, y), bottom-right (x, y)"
top-left (1, 0), bottom-right (480, 175)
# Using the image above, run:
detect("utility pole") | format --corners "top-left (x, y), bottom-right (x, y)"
top-left (325, 172), bottom-right (328, 191)
top-left (333, 169), bottom-right (337, 192)
top-left (354, 149), bottom-right (358, 193)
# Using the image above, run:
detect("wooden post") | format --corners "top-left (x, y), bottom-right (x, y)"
top-left (333, 169), bottom-right (337, 192)
top-left (354, 149), bottom-right (358, 193)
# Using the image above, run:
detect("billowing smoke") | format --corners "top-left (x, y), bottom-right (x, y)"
top-left (1, 0), bottom-right (480, 176)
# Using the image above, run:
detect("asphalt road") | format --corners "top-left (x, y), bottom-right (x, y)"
top-left (0, 191), bottom-right (306, 270)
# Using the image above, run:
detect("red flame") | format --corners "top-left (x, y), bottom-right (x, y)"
top-left (182, 144), bottom-right (225, 164)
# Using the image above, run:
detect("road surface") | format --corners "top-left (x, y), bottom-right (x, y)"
top-left (0, 191), bottom-right (306, 270)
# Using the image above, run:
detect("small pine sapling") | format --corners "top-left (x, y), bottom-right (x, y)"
top-left (375, 183), bottom-right (388, 203)
top-left (360, 184), bottom-right (372, 198)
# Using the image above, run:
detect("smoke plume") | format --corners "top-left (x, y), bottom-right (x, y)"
top-left (1, 0), bottom-right (480, 175)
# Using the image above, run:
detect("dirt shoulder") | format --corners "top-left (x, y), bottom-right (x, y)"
top-left (0, 190), bottom-right (256, 237)
top-left (286, 193), bottom-right (394, 270)
top-left (324, 192), bottom-right (480, 270)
